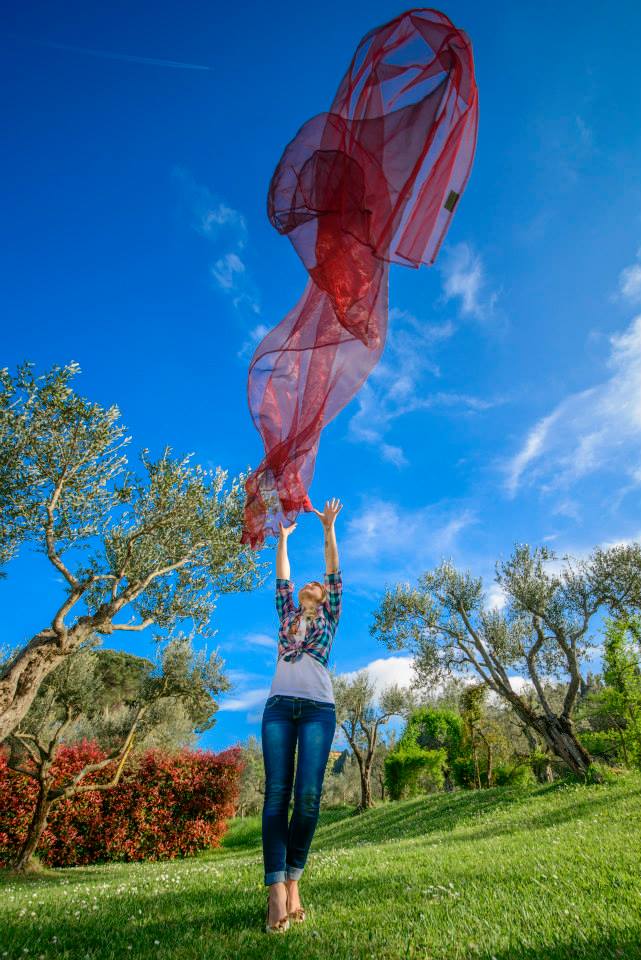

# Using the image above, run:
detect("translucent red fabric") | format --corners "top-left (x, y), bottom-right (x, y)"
top-left (241, 7), bottom-right (478, 548)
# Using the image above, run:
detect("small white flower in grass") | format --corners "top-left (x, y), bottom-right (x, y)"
top-left (154, 940), bottom-right (160, 945)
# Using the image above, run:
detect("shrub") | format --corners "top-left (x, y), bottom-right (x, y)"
top-left (577, 730), bottom-right (623, 764)
top-left (494, 763), bottom-right (536, 787)
top-left (399, 707), bottom-right (464, 789)
top-left (0, 739), bottom-right (243, 867)
top-left (451, 755), bottom-right (477, 789)
top-left (582, 761), bottom-right (621, 785)
top-left (384, 744), bottom-right (446, 800)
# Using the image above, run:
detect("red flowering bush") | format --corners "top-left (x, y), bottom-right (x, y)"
top-left (0, 739), bottom-right (244, 867)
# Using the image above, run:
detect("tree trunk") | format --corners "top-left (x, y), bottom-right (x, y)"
top-left (486, 743), bottom-right (493, 788)
top-left (358, 769), bottom-right (373, 811)
top-left (505, 693), bottom-right (594, 777)
top-left (472, 740), bottom-right (481, 789)
top-left (14, 783), bottom-right (52, 873)
top-left (360, 774), bottom-right (373, 810)
top-left (534, 714), bottom-right (593, 776)
top-left (617, 727), bottom-right (629, 766)
top-left (0, 628), bottom-right (88, 743)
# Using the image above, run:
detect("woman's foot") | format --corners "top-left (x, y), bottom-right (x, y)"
top-left (286, 878), bottom-right (305, 921)
top-left (266, 881), bottom-right (289, 932)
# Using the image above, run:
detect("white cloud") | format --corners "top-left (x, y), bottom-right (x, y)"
top-left (342, 496), bottom-right (477, 591)
top-left (379, 443), bottom-right (408, 467)
top-left (241, 632), bottom-right (277, 650)
top-left (337, 655), bottom-right (418, 698)
top-left (347, 306), bottom-right (498, 467)
top-left (172, 166), bottom-right (247, 244)
top-left (436, 242), bottom-right (501, 324)
top-left (172, 165), bottom-right (261, 320)
top-left (218, 685), bottom-right (271, 712)
top-left (503, 313), bottom-right (641, 499)
top-left (337, 656), bottom-right (541, 706)
top-left (575, 115), bottom-right (593, 151)
top-left (345, 497), bottom-right (476, 561)
top-left (237, 323), bottom-right (270, 360)
top-left (212, 252), bottom-right (245, 290)
top-left (504, 407), bottom-right (565, 496)
top-left (485, 584), bottom-right (507, 611)
top-left (201, 203), bottom-right (247, 237)
top-left (617, 247), bottom-right (641, 304)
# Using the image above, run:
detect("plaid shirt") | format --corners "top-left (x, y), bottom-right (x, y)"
top-left (275, 570), bottom-right (342, 668)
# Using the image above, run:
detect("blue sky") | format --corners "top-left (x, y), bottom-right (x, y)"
top-left (3, 1), bottom-right (641, 751)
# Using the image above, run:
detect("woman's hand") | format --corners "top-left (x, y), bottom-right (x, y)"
top-left (311, 497), bottom-right (343, 529)
top-left (278, 520), bottom-right (298, 539)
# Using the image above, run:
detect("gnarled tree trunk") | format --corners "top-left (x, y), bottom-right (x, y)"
top-left (1, 624), bottom-right (94, 744)
top-left (14, 782), bottom-right (53, 873)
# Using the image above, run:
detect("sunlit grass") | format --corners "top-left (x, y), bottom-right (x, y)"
top-left (2, 772), bottom-right (641, 959)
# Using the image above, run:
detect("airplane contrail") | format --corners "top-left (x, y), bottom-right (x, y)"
top-left (8, 34), bottom-right (212, 71)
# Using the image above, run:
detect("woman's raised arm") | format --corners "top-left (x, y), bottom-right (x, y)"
top-left (311, 497), bottom-right (343, 575)
top-left (276, 520), bottom-right (297, 580)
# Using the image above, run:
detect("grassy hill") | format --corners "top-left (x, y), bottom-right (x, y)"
top-left (2, 773), bottom-right (641, 959)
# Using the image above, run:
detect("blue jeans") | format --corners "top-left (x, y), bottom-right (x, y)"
top-left (261, 694), bottom-right (336, 885)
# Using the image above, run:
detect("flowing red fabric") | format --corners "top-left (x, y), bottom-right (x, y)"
top-left (241, 7), bottom-right (478, 548)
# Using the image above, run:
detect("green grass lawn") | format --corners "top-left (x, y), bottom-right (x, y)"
top-left (2, 773), bottom-right (641, 960)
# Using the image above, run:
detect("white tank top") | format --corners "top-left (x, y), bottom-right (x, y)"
top-left (268, 615), bottom-right (335, 704)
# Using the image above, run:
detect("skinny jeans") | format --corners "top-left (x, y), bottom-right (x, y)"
top-left (261, 694), bottom-right (336, 885)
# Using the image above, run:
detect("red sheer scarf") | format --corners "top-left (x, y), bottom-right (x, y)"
top-left (241, 8), bottom-right (479, 548)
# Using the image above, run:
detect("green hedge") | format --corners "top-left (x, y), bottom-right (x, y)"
top-left (384, 744), bottom-right (447, 800)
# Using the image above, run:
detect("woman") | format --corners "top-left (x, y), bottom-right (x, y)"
top-left (262, 496), bottom-right (343, 933)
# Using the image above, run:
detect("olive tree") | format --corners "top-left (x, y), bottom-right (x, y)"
top-left (60, 647), bottom-right (205, 751)
top-left (5, 632), bottom-right (225, 872)
top-left (333, 669), bottom-right (413, 811)
top-left (0, 362), bottom-right (268, 741)
top-left (370, 543), bottom-right (641, 777)
top-left (237, 734), bottom-right (265, 817)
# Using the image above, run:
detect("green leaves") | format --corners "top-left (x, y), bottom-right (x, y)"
top-left (369, 542), bottom-right (641, 773)
top-left (0, 360), bottom-right (268, 637)
top-left (0, 361), bottom-right (269, 742)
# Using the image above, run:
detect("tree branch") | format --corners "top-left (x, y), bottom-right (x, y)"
top-left (123, 549), bottom-right (205, 604)
top-left (7, 762), bottom-right (40, 782)
top-left (50, 705), bottom-right (146, 801)
top-left (111, 618), bottom-right (154, 633)
top-left (456, 605), bottom-right (510, 693)
top-left (44, 473), bottom-right (78, 589)
top-left (11, 732), bottom-right (44, 766)
top-left (526, 618), bottom-right (555, 719)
